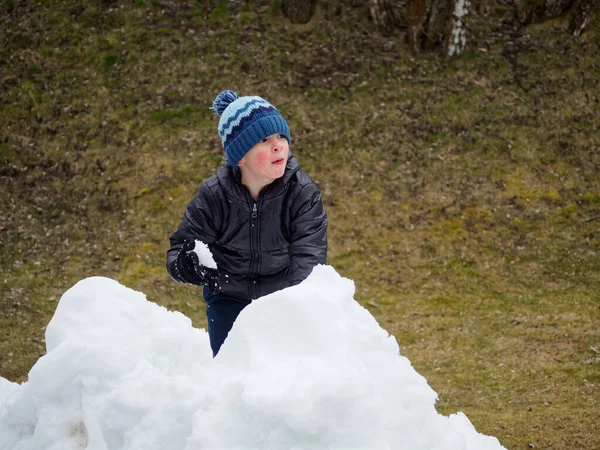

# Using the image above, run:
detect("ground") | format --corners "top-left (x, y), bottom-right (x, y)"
top-left (1, 1), bottom-right (599, 448)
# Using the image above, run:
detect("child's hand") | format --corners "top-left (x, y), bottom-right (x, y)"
top-left (204, 269), bottom-right (221, 294)
top-left (178, 240), bottom-right (221, 293)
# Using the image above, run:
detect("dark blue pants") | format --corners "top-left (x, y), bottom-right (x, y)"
top-left (203, 286), bottom-right (251, 357)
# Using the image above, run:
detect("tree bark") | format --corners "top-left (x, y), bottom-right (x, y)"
top-left (569, 0), bottom-right (593, 37)
top-left (423, 0), bottom-right (452, 50)
top-left (545, 0), bottom-right (576, 18)
top-left (282, 0), bottom-right (318, 24)
top-left (445, 0), bottom-right (470, 57)
top-left (370, 0), bottom-right (404, 33)
top-left (406, 0), bottom-right (426, 53)
top-left (518, 0), bottom-right (576, 24)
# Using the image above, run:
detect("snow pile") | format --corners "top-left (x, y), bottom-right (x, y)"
top-left (0, 266), bottom-right (505, 450)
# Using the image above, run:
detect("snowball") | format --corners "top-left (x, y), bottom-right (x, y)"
top-left (192, 240), bottom-right (217, 269)
top-left (0, 266), bottom-right (505, 450)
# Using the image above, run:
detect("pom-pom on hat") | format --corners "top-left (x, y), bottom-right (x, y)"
top-left (212, 90), bottom-right (291, 170)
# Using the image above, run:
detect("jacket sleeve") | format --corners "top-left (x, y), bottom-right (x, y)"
top-left (287, 182), bottom-right (328, 286)
top-left (166, 183), bottom-right (222, 284)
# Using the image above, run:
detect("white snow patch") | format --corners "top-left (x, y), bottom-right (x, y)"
top-left (0, 265), bottom-right (506, 450)
top-left (0, 377), bottom-right (18, 404)
top-left (191, 239), bottom-right (217, 269)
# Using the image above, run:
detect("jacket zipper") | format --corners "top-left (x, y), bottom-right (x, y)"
top-left (249, 200), bottom-right (259, 299)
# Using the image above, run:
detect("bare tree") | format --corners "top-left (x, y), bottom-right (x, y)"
top-left (569, 0), bottom-right (593, 37)
top-left (518, 0), bottom-right (576, 24)
top-left (372, 0), bottom-right (457, 55)
top-left (423, 0), bottom-right (452, 50)
top-left (369, 0), bottom-right (592, 57)
top-left (445, 0), bottom-right (471, 57)
top-left (407, 0), bottom-right (471, 57)
top-left (545, 0), bottom-right (576, 17)
top-left (406, 0), bottom-right (426, 53)
top-left (370, 0), bottom-right (405, 33)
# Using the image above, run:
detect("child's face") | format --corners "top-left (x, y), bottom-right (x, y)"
top-left (238, 134), bottom-right (289, 182)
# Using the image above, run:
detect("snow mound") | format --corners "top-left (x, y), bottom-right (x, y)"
top-left (0, 265), bottom-right (505, 450)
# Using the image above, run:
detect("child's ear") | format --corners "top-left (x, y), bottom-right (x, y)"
top-left (237, 159), bottom-right (245, 168)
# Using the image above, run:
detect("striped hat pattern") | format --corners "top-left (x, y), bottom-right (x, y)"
top-left (212, 90), bottom-right (291, 171)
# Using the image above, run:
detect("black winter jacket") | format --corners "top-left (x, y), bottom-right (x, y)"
top-left (167, 155), bottom-right (328, 300)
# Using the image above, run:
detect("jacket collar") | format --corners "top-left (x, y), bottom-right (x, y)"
top-left (217, 153), bottom-right (300, 201)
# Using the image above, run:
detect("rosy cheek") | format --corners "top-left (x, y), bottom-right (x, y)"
top-left (257, 151), bottom-right (271, 164)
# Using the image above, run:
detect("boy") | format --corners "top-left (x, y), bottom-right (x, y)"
top-left (166, 90), bottom-right (328, 356)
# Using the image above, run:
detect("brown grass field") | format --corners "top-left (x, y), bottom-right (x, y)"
top-left (1, 1), bottom-right (599, 448)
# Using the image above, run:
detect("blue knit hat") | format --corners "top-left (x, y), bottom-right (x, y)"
top-left (212, 90), bottom-right (291, 170)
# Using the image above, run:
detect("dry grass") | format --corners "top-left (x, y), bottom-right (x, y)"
top-left (1, 1), bottom-right (599, 448)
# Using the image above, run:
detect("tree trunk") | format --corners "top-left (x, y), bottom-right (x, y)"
top-left (282, 0), bottom-right (318, 24)
top-left (569, 0), bottom-right (593, 37)
top-left (423, 0), bottom-right (452, 49)
top-left (445, 0), bottom-right (470, 57)
top-left (370, 0), bottom-right (404, 33)
top-left (518, 0), bottom-right (576, 24)
top-left (545, 0), bottom-right (576, 18)
top-left (406, 0), bottom-right (426, 53)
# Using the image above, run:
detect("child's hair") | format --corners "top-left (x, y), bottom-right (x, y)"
top-left (212, 90), bottom-right (291, 170)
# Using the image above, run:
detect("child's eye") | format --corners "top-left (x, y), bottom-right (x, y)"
top-left (278, 134), bottom-right (286, 139)
top-left (259, 137), bottom-right (268, 143)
